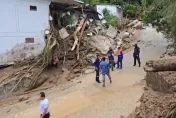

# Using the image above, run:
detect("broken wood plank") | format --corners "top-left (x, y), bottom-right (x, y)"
top-left (71, 18), bottom-right (86, 51)
top-left (9, 59), bottom-right (42, 93)
top-left (77, 19), bottom-right (87, 60)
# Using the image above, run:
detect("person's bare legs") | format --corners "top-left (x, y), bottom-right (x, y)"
top-left (107, 73), bottom-right (112, 83)
top-left (102, 74), bottom-right (105, 87)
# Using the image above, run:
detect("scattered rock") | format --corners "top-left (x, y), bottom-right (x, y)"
top-left (69, 74), bottom-right (75, 80)
top-left (18, 95), bottom-right (30, 102)
top-left (119, 115), bottom-right (125, 118)
top-left (143, 87), bottom-right (148, 91)
top-left (86, 54), bottom-right (96, 64)
top-left (123, 38), bottom-right (131, 43)
top-left (33, 74), bottom-right (49, 89)
top-left (61, 68), bottom-right (68, 72)
top-left (77, 81), bottom-right (82, 83)
top-left (85, 68), bottom-right (95, 74)
top-left (6, 109), bottom-right (11, 113)
top-left (94, 26), bottom-right (101, 34)
top-left (89, 35), bottom-right (116, 54)
top-left (127, 19), bottom-right (138, 27)
top-left (122, 32), bottom-right (130, 39)
top-left (133, 21), bottom-right (143, 29)
top-left (59, 28), bottom-right (69, 39)
top-left (106, 25), bottom-right (118, 39)
top-left (49, 80), bottom-right (53, 83)
top-left (166, 48), bottom-right (175, 56)
top-left (73, 69), bottom-right (81, 74)
top-left (122, 43), bottom-right (131, 50)
top-left (160, 54), bottom-right (165, 58)
top-left (76, 74), bottom-right (80, 77)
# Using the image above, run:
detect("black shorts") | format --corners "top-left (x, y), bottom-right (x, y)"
top-left (41, 113), bottom-right (50, 118)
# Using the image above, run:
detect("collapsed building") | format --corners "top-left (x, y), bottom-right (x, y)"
top-left (0, 0), bottom-right (117, 99)
top-left (0, 0), bottom-right (99, 66)
top-left (0, 0), bottom-right (142, 101)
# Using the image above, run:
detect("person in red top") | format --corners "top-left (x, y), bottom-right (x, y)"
top-left (116, 47), bottom-right (123, 69)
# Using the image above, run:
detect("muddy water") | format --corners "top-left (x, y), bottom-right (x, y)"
top-left (3, 27), bottom-right (167, 118)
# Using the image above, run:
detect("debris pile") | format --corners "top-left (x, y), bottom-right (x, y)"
top-left (0, 2), bottom-right (142, 100)
top-left (127, 90), bottom-right (176, 118)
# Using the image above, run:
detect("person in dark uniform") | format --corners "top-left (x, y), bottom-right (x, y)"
top-left (133, 44), bottom-right (141, 67)
top-left (94, 54), bottom-right (101, 83)
top-left (107, 47), bottom-right (114, 71)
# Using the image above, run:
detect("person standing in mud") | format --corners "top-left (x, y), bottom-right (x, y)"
top-left (39, 92), bottom-right (50, 118)
top-left (94, 54), bottom-right (101, 83)
top-left (99, 57), bottom-right (112, 87)
top-left (117, 47), bottom-right (123, 69)
top-left (133, 44), bottom-right (141, 67)
top-left (107, 47), bottom-right (115, 71)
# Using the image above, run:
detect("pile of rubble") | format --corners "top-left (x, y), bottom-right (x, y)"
top-left (0, 2), bottom-right (143, 100)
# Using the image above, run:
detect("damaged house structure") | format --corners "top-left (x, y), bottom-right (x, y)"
top-left (0, 0), bottom-right (100, 66)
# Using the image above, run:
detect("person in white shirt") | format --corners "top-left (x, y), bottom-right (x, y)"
top-left (40, 92), bottom-right (50, 118)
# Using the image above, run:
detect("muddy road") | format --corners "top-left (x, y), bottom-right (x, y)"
top-left (1, 27), bottom-right (167, 118)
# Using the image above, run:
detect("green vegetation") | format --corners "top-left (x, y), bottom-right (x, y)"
top-left (142, 0), bottom-right (176, 39)
top-left (124, 4), bottom-right (138, 18)
top-left (80, 0), bottom-right (152, 18)
top-left (102, 8), bottom-right (120, 28)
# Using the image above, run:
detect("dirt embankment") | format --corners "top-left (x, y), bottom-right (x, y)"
top-left (127, 55), bottom-right (176, 118)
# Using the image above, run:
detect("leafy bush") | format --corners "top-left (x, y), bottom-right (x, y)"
top-left (102, 8), bottom-right (121, 28)
top-left (124, 4), bottom-right (139, 18)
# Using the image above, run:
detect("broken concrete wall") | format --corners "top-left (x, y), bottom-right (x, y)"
top-left (0, 43), bottom-right (44, 65)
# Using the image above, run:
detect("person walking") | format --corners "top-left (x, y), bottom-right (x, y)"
top-left (94, 54), bottom-right (101, 83)
top-left (117, 47), bottom-right (123, 69)
top-left (39, 92), bottom-right (50, 118)
top-left (133, 44), bottom-right (141, 67)
top-left (107, 47), bottom-right (115, 71)
top-left (99, 57), bottom-right (112, 87)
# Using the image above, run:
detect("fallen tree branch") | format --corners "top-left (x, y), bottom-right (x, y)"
top-left (31, 65), bottom-right (47, 88)
top-left (10, 59), bottom-right (42, 93)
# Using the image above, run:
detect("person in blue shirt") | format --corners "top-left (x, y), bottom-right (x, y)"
top-left (117, 47), bottom-right (123, 69)
top-left (99, 57), bottom-right (112, 87)
top-left (107, 47), bottom-right (115, 71)
top-left (94, 54), bottom-right (101, 83)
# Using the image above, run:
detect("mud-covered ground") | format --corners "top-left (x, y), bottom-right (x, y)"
top-left (128, 88), bottom-right (176, 118)
top-left (0, 26), bottom-right (168, 118)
